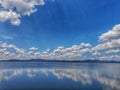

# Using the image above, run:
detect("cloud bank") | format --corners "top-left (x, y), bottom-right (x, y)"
top-left (0, 0), bottom-right (45, 25)
top-left (0, 24), bottom-right (120, 61)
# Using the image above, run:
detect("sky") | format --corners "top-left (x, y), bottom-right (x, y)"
top-left (0, 0), bottom-right (120, 60)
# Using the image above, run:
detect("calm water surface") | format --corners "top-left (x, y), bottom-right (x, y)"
top-left (0, 62), bottom-right (120, 90)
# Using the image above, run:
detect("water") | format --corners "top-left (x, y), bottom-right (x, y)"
top-left (0, 62), bottom-right (120, 90)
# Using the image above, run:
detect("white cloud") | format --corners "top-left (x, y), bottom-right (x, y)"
top-left (34, 52), bottom-right (41, 56)
top-left (105, 49), bottom-right (120, 54)
top-left (0, 24), bottom-right (120, 61)
top-left (99, 24), bottom-right (120, 42)
top-left (90, 24), bottom-right (120, 60)
top-left (93, 39), bottom-right (120, 51)
top-left (0, 10), bottom-right (20, 25)
top-left (29, 47), bottom-right (38, 51)
top-left (0, 0), bottom-right (45, 25)
top-left (46, 43), bottom-right (92, 60)
top-left (27, 51), bottom-right (34, 55)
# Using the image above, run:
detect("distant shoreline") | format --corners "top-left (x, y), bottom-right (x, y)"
top-left (0, 59), bottom-right (120, 63)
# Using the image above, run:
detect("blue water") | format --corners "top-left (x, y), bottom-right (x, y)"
top-left (0, 62), bottom-right (120, 90)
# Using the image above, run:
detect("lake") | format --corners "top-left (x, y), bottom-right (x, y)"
top-left (0, 62), bottom-right (120, 90)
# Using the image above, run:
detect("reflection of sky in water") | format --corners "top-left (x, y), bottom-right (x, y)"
top-left (0, 62), bottom-right (120, 90)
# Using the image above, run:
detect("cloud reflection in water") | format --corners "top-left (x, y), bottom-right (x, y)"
top-left (0, 63), bottom-right (120, 90)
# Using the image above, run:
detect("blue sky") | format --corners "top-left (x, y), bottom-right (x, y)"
top-left (0, 0), bottom-right (120, 60)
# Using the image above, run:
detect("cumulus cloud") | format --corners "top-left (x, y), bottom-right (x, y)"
top-left (99, 24), bottom-right (120, 42)
top-left (29, 47), bottom-right (38, 51)
top-left (97, 41), bottom-right (119, 50)
top-left (48, 43), bottom-right (92, 60)
top-left (0, 10), bottom-right (20, 25)
top-left (0, 24), bottom-right (120, 60)
top-left (0, 0), bottom-right (45, 25)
